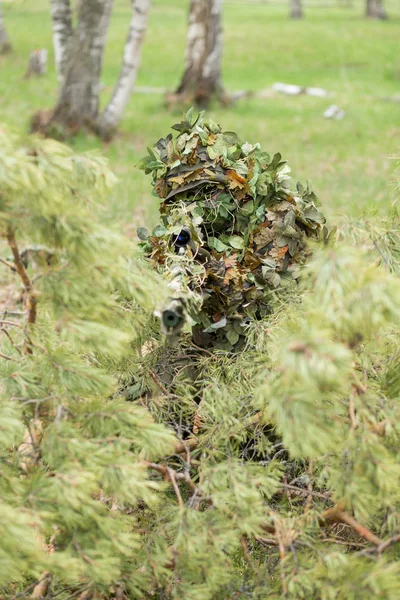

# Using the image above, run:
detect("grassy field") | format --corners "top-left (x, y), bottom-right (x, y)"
top-left (1, 0), bottom-right (399, 232)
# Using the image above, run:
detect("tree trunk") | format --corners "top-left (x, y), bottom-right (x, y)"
top-left (290, 0), bottom-right (303, 19)
top-left (50, 0), bottom-right (73, 81)
top-left (366, 0), bottom-right (388, 19)
top-left (50, 0), bottom-right (113, 134)
top-left (175, 0), bottom-right (224, 108)
top-left (96, 0), bottom-right (151, 141)
top-left (374, 0), bottom-right (388, 19)
top-left (0, 1), bottom-right (12, 54)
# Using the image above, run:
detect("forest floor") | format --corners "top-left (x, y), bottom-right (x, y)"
top-left (1, 0), bottom-right (399, 232)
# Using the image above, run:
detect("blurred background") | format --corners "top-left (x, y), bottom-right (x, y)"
top-left (1, 0), bottom-right (399, 231)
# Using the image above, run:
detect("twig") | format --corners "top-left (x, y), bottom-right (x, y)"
top-left (349, 386), bottom-right (357, 430)
top-left (321, 506), bottom-right (382, 546)
top-left (0, 256), bottom-right (17, 272)
top-left (376, 533), bottom-right (400, 554)
top-left (260, 505), bottom-right (382, 551)
top-left (0, 320), bottom-right (22, 328)
top-left (63, 588), bottom-right (92, 600)
top-left (144, 461), bottom-right (197, 496)
top-left (31, 571), bottom-right (51, 599)
top-left (281, 483), bottom-right (331, 502)
top-left (1, 327), bottom-right (22, 355)
top-left (10, 580), bottom-right (40, 600)
top-left (6, 227), bottom-right (37, 352)
top-left (76, 591), bottom-right (93, 600)
top-left (189, 340), bottom-right (214, 357)
top-left (241, 536), bottom-right (259, 572)
top-left (0, 351), bottom-right (12, 361)
top-left (166, 466), bottom-right (184, 508)
top-left (146, 368), bottom-right (168, 395)
top-left (321, 537), bottom-right (367, 548)
top-left (73, 539), bottom-right (95, 565)
top-left (255, 535), bottom-right (279, 547)
top-left (174, 438), bottom-right (198, 454)
top-left (304, 460), bottom-right (314, 513)
top-left (359, 533), bottom-right (400, 557)
top-left (278, 536), bottom-right (288, 595)
top-left (338, 512), bottom-right (382, 546)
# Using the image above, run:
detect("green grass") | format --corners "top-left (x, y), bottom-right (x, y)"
top-left (1, 0), bottom-right (399, 230)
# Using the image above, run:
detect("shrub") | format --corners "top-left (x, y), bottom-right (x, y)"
top-left (2, 127), bottom-right (400, 599)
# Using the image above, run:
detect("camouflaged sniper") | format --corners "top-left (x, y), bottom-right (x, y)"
top-left (139, 110), bottom-right (326, 351)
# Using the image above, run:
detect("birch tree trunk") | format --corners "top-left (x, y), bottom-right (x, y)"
top-left (374, 0), bottom-right (388, 19)
top-left (366, 0), bottom-right (376, 17)
top-left (96, 0), bottom-right (151, 140)
top-left (0, 1), bottom-right (12, 54)
top-left (50, 0), bottom-right (73, 81)
top-left (50, 0), bottom-right (113, 133)
top-left (175, 0), bottom-right (224, 108)
top-left (290, 0), bottom-right (303, 19)
top-left (366, 0), bottom-right (388, 18)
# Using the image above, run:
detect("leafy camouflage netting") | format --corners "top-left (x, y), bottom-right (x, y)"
top-left (139, 110), bottom-right (326, 350)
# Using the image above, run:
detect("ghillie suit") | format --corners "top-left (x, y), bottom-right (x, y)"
top-left (139, 110), bottom-right (326, 352)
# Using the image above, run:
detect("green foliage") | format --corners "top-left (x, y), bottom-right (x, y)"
top-left (0, 129), bottom-right (175, 596)
top-left (3, 126), bottom-right (400, 599)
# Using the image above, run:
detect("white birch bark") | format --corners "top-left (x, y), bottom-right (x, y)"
top-left (96, 0), bottom-right (151, 139)
top-left (366, 0), bottom-right (376, 17)
top-left (374, 0), bottom-right (388, 19)
top-left (0, 1), bottom-right (12, 54)
top-left (176, 0), bottom-right (224, 106)
top-left (52, 0), bottom-right (113, 129)
top-left (366, 0), bottom-right (388, 18)
top-left (50, 0), bottom-right (73, 81)
top-left (290, 0), bottom-right (303, 19)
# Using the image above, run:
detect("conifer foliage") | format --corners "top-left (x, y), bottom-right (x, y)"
top-left (2, 126), bottom-right (400, 599)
